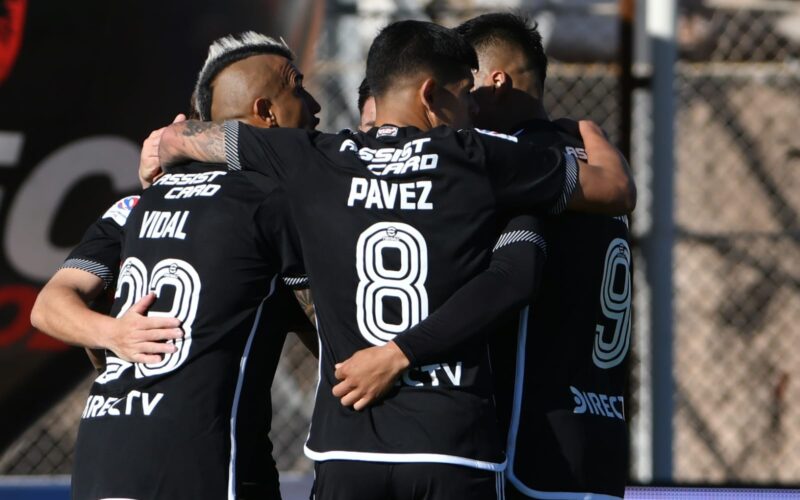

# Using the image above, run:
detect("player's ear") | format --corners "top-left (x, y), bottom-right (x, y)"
top-left (420, 78), bottom-right (437, 113)
top-left (254, 98), bottom-right (278, 128)
top-left (492, 71), bottom-right (511, 99)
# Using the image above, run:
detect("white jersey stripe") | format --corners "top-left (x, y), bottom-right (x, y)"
top-left (505, 306), bottom-right (529, 486)
top-left (474, 128), bottom-right (519, 143)
top-left (506, 482), bottom-right (623, 500)
top-left (302, 306), bottom-right (505, 473)
top-left (60, 258), bottom-right (114, 289)
top-left (493, 230), bottom-right (547, 257)
top-left (224, 120), bottom-right (242, 171)
top-left (283, 275), bottom-right (310, 288)
top-left (304, 306), bottom-right (323, 455)
top-left (303, 446), bottom-right (506, 472)
top-left (496, 471), bottom-right (506, 499)
top-left (227, 275), bottom-right (277, 500)
top-left (549, 153), bottom-right (579, 214)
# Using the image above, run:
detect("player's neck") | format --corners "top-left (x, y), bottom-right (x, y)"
top-left (500, 101), bottom-right (549, 133)
top-left (374, 95), bottom-right (433, 131)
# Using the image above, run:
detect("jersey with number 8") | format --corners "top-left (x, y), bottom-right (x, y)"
top-left (227, 123), bottom-right (577, 471)
top-left (356, 222), bottom-right (429, 346)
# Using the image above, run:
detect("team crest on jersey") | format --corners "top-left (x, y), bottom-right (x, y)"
top-left (474, 128), bottom-right (518, 143)
top-left (376, 126), bottom-right (398, 138)
top-left (102, 195), bottom-right (140, 226)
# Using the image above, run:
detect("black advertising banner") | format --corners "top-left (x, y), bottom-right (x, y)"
top-left (0, 0), bottom-right (323, 450)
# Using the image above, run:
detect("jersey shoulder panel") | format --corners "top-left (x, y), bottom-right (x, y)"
top-left (62, 197), bottom-right (137, 288)
top-left (227, 122), bottom-right (315, 178)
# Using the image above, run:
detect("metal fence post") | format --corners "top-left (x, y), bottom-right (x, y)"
top-left (643, 0), bottom-right (677, 483)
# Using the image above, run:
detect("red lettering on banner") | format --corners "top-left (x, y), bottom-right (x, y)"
top-left (0, 0), bottom-right (28, 84)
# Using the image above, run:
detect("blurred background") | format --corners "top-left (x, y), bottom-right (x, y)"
top-left (0, 0), bottom-right (798, 497)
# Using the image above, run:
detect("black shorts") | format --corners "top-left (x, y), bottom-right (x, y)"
top-left (312, 461), bottom-right (503, 500)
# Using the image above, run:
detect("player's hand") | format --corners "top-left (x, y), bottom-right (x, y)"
top-left (577, 119), bottom-right (610, 142)
top-left (104, 293), bottom-right (183, 364)
top-left (332, 341), bottom-right (410, 411)
top-left (139, 113), bottom-right (186, 189)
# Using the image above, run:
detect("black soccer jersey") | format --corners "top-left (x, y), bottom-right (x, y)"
top-left (490, 120), bottom-right (631, 499)
top-left (65, 163), bottom-right (310, 500)
top-left (60, 195), bottom-right (138, 291)
top-left (224, 122), bottom-right (578, 470)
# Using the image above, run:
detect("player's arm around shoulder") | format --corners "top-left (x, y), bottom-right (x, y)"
top-left (568, 120), bottom-right (636, 215)
top-left (139, 113), bottom-right (187, 189)
top-left (154, 119), bottom-right (227, 175)
top-left (155, 119), bottom-right (298, 183)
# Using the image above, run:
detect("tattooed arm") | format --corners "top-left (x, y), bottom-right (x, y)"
top-left (293, 289), bottom-right (316, 326)
top-left (150, 120), bottom-right (226, 182)
top-left (293, 289), bottom-right (319, 357)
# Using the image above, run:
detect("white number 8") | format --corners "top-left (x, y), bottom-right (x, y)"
top-left (592, 238), bottom-right (632, 369)
top-left (356, 222), bottom-right (429, 346)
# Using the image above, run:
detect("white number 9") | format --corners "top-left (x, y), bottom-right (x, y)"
top-left (592, 238), bottom-right (632, 369)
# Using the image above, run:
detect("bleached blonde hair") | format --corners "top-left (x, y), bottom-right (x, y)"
top-left (193, 32), bottom-right (294, 120)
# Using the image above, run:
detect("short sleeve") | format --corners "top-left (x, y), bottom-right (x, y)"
top-left (61, 196), bottom-right (138, 289)
top-left (224, 121), bottom-right (309, 183)
top-left (493, 214), bottom-right (547, 258)
top-left (476, 129), bottom-right (578, 215)
top-left (246, 173), bottom-right (307, 286)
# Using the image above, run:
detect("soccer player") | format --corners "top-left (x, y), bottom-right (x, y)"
top-left (153, 20), bottom-right (633, 500)
top-left (31, 32), bottom-right (319, 500)
top-left (458, 14), bottom-right (631, 499)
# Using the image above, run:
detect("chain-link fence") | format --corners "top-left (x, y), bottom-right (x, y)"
top-left (254, 1), bottom-right (800, 483)
top-left (3, 0), bottom-right (799, 488)
top-left (0, 375), bottom-right (92, 474)
top-left (270, 334), bottom-right (317, 472)
top-left (672, 4), bottom-right (800, 483)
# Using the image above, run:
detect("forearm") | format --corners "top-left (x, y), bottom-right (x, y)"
top-left (571, 121), bottom-right (636, 214)
top-left (292, 289), bottom-right (320, 357)
top-left (394, 246), bottom-right (542, 366)
top-left (31, 285), bottom-right (114, 349)
top-left (330, 229), bottom-right (544, 410)
top-left (293, 289), bottom-right (317, 327)
top-left (159, 120), bottom-right (226, 167)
